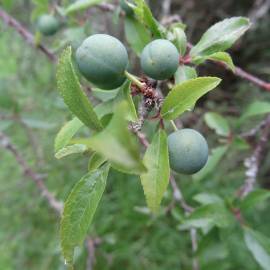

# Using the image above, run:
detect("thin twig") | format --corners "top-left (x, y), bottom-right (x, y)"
top-left (0, 8), bottom-right (56, 62)
top-left (239, 114), bottom-right (270, 197)
top-left (0, 131), bottom-right (63, 213)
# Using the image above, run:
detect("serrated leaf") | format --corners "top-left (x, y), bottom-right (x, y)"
top-left (161, 77), bottom-right (221, 120)
top-left (140, 129), bottom-right (170, 213)
top-left (242, 101), bottom-right (270, 119)
top-left (174, 65), bottom-right (197, 84)
top-left (244, 227), bottom-right (270, 270)
top-left (75, 102), bottom-right (146, 175)
top-left (191, 17), bottom-right (251, 57)
top-left (193, 52), bottom-right (235, 71)
top-left (55, 117), bottom-right (84, 152)
top-left (124, 16), bottom-right (151, 55)
top-left (204, 112), bottom-right (230, 137)
top-left (55, 144), bottom-right (87, 159)
top-left (193, 146), bottom-right (228, 181)
top-left (60, 164), bottom-right (109, 265)
top-left (179, 203), bottom-right (233, 230)
top-left (88, 152), bottom-right (107, 171)
top-left (241, 189), bottom-right (270, 210)
top-left (65, 0), bottom-right (105, 14)
top-left (57, 47), bottom-right (102, 131)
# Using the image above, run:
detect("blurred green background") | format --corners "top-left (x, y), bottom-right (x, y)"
top-left (1, 0), bottom-right (270, 269)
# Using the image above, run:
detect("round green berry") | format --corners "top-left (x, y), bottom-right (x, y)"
top-left (140, 39), bottom-right (179, 80)
top-left (37, 14), bottom-right (59, 36)
top-left (75, 34), bottom-right (128, 90)
top-left (168, 129), bottom-right (208, 175)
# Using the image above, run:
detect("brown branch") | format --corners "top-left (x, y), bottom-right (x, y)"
top-left (0, 131), bottom-right (63, 213)
top-left (238, 114), bottom-right (270, 197)
top-left (0, 8), bottom-right (56, 62)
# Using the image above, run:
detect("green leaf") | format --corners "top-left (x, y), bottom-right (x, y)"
top-left (55, 144), bottom-right (88, 159)
top-left (55, 117), bottom-right (84, 153)
top-left (193, 193), bottom-right (223, 205)
top-left (191, 17), bottom-right (251, 57)
top-left (92, 88), bottom-right (119, 102)
top-left (193, 52), bottom-right (235, 71)
top-left (241, 189), bottom-right (270, 210)
top-left (75, 102), bottom-right (146, 175)
top-left (174, 65), bottom-right (197, 84)
top-left (133, 0), bottom-right (163, 38)
top-left (140, 129), bottom-right (170, 213)
top-left (57, 47), bottom-right (102, 131)
top-left (204, 112), bottom-right (230, 137)
top-left (124, 16), bottom-right (151, 55)
top-left (94, 81), bottom-right (137, 122)
top-left (179, 203), bottom-right (233, 230)
top-left (167, 24), bottom-right (187, 56)
top-left (60, 164), bottom-right (109, 265)
top-left (88, 153), bottom-right (107, 171)
top-left (242, 101), bottom-right (270, 119)
top-left (193, 146), bottom-right (228, 181)
top-left (65, 0), bottom-right (105, 14)
top-left (114, 81), bottom-right (138, 122)
top-left (161, 77), bottom-right (221, 120)
top-left (244, 227), bottom-right (270, 270)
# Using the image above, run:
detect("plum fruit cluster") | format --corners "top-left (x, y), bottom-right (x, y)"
top-left (37, 14), bottom-right (59, 36)
top-left (75, 34), bottom-right (209, 174)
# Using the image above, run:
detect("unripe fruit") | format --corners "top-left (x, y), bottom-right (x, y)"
top-left (76, 34), bottom-right (128, 90)
top-left (168, 129), bottom-right (208, 175)
top-left (120, 0), bottom-right (134, 16)
top-left (140, 39), bottom-right (179, 80)
top-left (37, 14), bottom-right (59, 36)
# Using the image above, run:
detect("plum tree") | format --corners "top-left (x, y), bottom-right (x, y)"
top-left (76, 34), bottom-right (129, 90)
top-left (168, 129), bottom-right (208, 175)
top-left (37, 14), bottom-right (59, 36)
top-left (140, 39), bottom-right (179, 80)
top-left (120, 0), bottom-right (134, 16)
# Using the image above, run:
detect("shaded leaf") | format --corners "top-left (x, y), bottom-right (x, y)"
top-left (193, 146), bottom-right (228, 181)
top-left (57, 47), bottom-right (102, 131)
top-left (75, 102), bottom-right (146, 175)
top-left (140, 129), bottom-right (170, 213)
top-left (161, 77), bottom-right (221, 120)
top-left (179, 203), bottom-right (233, 230)
top-left (174, 65), bottom-right (197, 84)
top-left (55, 144), bottom-right (87, 159)
top-left (55, 117), bottom-right (84, 152)
top-left (242, 101), bottom-right (270, 119)
top-left (92, 88), bottom-right (119, 102)
top-left (88, 152), bottom-right (107, 171)
top-left (124, 16), bottom-right (151, 55)
top-left (60, 164), bottom-right (109, 265)
top-left (65, 0), bottom-right (105, 14)
top-left (193, 52), bottom-right (235, 71)
top-left (204, 112), bottom-right (230, 137)
top-left (193, 193), bottom-right (223, 205)
top-left (241, 189), bottom-right (270, 210)
top-left (244, 227), bottom-right (270, 270)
